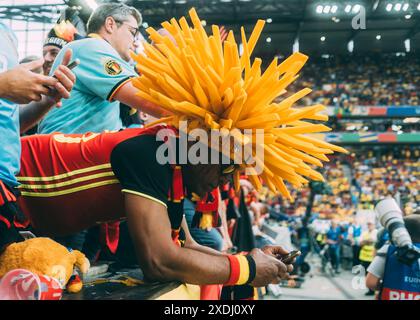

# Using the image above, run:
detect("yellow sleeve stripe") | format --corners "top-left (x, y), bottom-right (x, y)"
top-left (17, 163), bottom-right (112, 182)
top-left (20, 179), bottom-right (119, 197)
top-left (108, 78), bottom-right (133, 102)
top-left (121, 189), bottom-right (168, 208)
top-left (236, 255), bottom-right (250, 285)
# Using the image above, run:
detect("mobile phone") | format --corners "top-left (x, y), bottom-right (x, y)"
top-left (66, 59), bottom-right (80, 70)
top-left (279, 250), bottom-right (301, 264)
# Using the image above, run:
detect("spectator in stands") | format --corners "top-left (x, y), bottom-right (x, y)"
top-left (42, 20), bottom-right (82, 76)
top-left (326, 219), bottom-right (342, 274)
top-left (0, 21), bottom-right (76, 251)
top-left (348, 218), bottom-right (362, 267)
top-left (359, 221), bottom-right (378, 296)
top-left (38, 3), bottom-right (169, 135)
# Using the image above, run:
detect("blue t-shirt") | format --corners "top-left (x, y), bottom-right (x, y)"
top-left (0, 22), bottom-right (20, 187)
top-left (38, 36), bottom-right (136, 134)
top-left (327, 226), bottom-right (342, 247)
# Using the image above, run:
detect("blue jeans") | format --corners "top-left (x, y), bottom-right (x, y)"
top-left (328, 245), bottom-right (341, 271)
top-left (184, 199), bottom-right (223, 251)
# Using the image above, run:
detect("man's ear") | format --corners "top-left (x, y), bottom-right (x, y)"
top-left (104, 16), bottom-right (116, 34)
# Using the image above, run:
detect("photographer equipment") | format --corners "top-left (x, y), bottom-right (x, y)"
top-left (375, 198), bottom-right (420, 266)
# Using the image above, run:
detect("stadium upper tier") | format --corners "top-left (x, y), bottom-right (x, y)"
top-left (288, 53), bottom-right (419, 107)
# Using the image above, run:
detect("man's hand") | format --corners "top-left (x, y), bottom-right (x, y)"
top-left (261, 245), bottom-right (296, 273)
top-left (0, 59), bottom-right (57, 104)
top-left (44, 50), bottom-right (76, 107)
top-left (248, 248), bottom-right (289, 287)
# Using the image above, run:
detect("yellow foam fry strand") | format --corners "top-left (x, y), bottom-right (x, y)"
top-left (230, 128), bottom-right (250, 145)
top-left (156, 75), bottom-right (185, 101)
top-left (268, 166), bottom-right (302, 187)
top-left (135, 54), bottom-right (177, 81)
top-left (276, 134), bottom-right (331, 155)
top-left (143, 42), bottom-right (168, 65)
top-left (277, 52), bottom-right (308, 75)
top-left (136, 64), bottom-right (161, 81)
top-left (145, 116), bottom-right (175, 128)
top-left (268, 144), bottom-right (303, 165)
top-left (192, 81), bottom-right (210, 109)
top-left (146, 27), bottom-right (165, 43)
top-left (205, 65), bottom-right (223, 87)
top-left (131, 78), bottom-right (151, 94)
top-left (276, 88), bottom-right (312, 110)
top-left (164, 73), bottom-right (198, 104)
top-left (165, 54), bottom-right (193, 92)
top-left (264, 145), bottom-right (298, 168)
top-left (244, 71), bottom-right (281, 110)
top-left (296, 134), bottom-right (349, 154)
top-left (211, 25), bottom-right (222, 49)
top-left (229, 37), bottom-right (240, 70)
top-left (198, 70), bottom-right (223, 115)
top-left (273, 143), bottom-right (322, 167)
top-left (305, 113), bottom-right (329, 121)
top-left (236, 114), bottom-right (280, 129)
top-left (273, 124), bottom-right (332, 135)
top-left (150, 90), bottom-right (181, 113)
top-left (223, 41), bottom-right (234, 77)
top-left (227, 93), bottom-right (246, 125)
top-left (190, 29), bottom-right (213, 68)
top-left (219, 119), bottom-right (233, 129)
top-left (135, 90), bottom-right (161, 107)
top-left (265, 157), bottom-right (297, 175)
top-left (222, 88), bottom-right (234, 109)
top-left (219, 67), bottom-right (241, 95)
top-left (179, 16), bottom-right (193, 39)
top-left (208, 36), bottom-right (224, 76)
top-left (279, 104), bottom-right (325, 124)
top-left (309, 152), bottom-right (330, 162)
top-left (244, 58), bottom-right (262, 90)
top-left (247, 57), bottom-right (278, 96)
top-left (241, 26), bottom-right (251, 77)
top-left (247, 168), bottom-right (262, 191)
top-left (261, 172), bottom-right (277, 193)
top-left (239, 19), bottom-right (265, 68)
top-left (272, 176), bottom-right (292, 200)
top-left (175, 101), bottom-right (208, 119)
top-left (234, 170), bottom-right (241, 193)
top-left (226, 30), bottom-right (236, 44)
top-left (188, 8), bottom-right (208, 42)
top-left (160, 21), bottom-right (176, 36)
top-left (185, 54), bottom-right (209, 87)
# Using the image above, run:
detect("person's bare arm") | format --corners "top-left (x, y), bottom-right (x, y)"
top-left (124, 193), bottom-right (287, 286)
top-left (181, 216), bottom-right (224, 257)
top-left (113, 81), bottom-right (172, 119)
top-left (19, 50), bottom-right (75, 133)
top-left (366, 272), bottom-right (380, 291)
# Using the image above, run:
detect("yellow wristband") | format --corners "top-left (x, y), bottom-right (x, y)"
top-left (236, 255), bottom-right (250, 285)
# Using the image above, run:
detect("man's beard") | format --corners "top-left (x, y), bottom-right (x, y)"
top-left (43, 63), bottom-right (52, 75)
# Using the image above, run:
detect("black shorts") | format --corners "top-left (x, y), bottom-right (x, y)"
top-left (0, 180), bottom-right (24, 252)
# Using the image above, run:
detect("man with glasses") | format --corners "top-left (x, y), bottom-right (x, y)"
top-left (38, 3), bottom-right (168, 135)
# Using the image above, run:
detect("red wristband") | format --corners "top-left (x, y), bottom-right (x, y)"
top-left (225, 255), bottom-right (240, 286)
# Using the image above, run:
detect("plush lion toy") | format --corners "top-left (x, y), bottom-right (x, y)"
top-left (0, 237), bottom-right (90, 292)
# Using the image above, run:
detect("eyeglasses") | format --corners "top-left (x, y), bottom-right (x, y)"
top-left (221, 164), bottom-right (239, 176)
top-left (115, 20), bottom-right (140, 39)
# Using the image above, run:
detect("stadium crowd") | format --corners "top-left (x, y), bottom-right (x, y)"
top-left (288, 53), bottom-right (420, 108)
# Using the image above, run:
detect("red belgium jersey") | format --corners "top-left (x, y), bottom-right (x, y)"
top-left (17, 127), bottom-right (159, 236)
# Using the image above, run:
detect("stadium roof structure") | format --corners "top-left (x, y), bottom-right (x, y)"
top-left (1, 0), bottom-right (419, 54)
